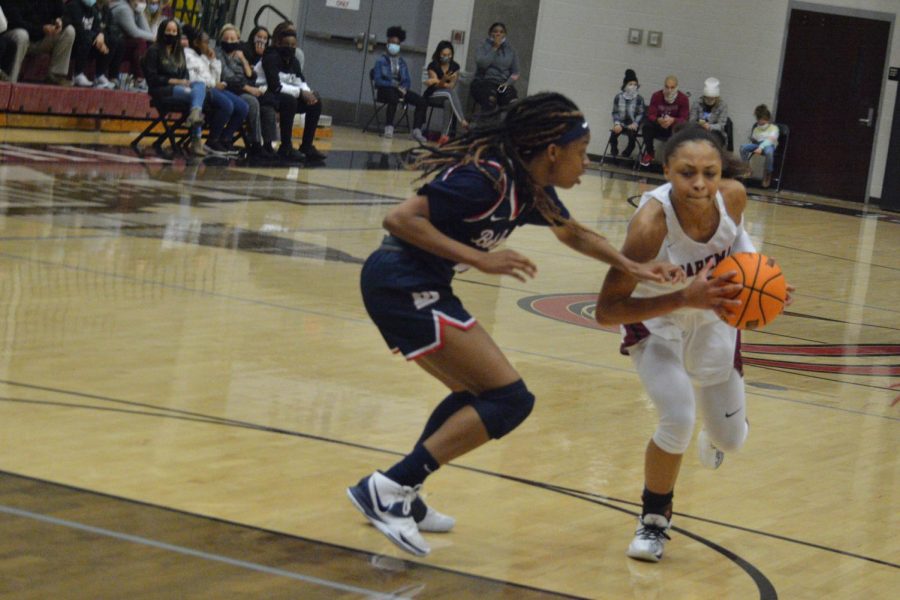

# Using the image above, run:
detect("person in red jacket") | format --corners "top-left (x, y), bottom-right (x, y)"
top-left (640, 75), bottom-right (689, 166)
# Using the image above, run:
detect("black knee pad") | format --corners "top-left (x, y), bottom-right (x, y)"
top-left (471, 380), bottom-right (535, 439)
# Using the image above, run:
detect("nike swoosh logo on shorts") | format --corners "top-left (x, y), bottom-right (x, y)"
top-left (725, 409), bottom-right (741, 418)
top-left (490, 214), bottom-right (505, 221)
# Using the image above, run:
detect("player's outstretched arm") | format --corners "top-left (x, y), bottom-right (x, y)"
top-left (550, 218), bottom-right (683, 284)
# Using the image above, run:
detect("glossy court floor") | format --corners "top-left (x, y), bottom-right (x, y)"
top-left (0, 127), bottom-right (897, 599)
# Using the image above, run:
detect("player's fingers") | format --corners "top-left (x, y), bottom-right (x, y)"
top-left (713, 269), bottom-right (738, 284)
top-left (698, 259), bottom-right (715, 278)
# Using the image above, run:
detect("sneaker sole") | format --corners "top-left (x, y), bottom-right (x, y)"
top-left (346, 487), bottom-right (429, 557)
top-left (626, 548), bottom-right (663, 562)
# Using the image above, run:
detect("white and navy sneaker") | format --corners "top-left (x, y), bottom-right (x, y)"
top-left (347, 472), bottom-right (430, 556)
top-left (411, 495), bottom-right (455, 532)
top-left (697, 429), bottom-right (725, 469)
top-left (626, 514), bottom-right (672, 562)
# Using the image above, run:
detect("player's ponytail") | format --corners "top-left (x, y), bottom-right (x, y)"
top-left (414, 92), bottom-right (586, 225)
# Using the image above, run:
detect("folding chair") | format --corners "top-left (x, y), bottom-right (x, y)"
top-left (362, 68), bottom-right (410, 134)
top-left (424, 94), bottom-right (454, 136)
top-left (771, 123), bottom-right (789, 192)
top-left (130, 95), bottom-right (192, 156)
top-left (599, 128), bottom-right (643, 167)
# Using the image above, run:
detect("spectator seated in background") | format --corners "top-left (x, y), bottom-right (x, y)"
top-left (0, 0), bottom-right (75, 85)
top-left (0, 3), bottom-right (10, 80)
top-left (471, 21), bottom-right (519, 115)
top-left (608, 68), bottom-right (645, 159)
top-left (66, 0), bottom-right (122, 88)
top-left (424, 40), bottom-right (469, 144)
top-left (143, 18), bottom-right (206, 155)
top-left (108, 0), bottom-right (154, 90)
top-left (640, 74), bottom-right (689, 166)
top-left (260, 21), bottom-right (327, 163)
top-left (217, 23), bottom-right (272, 160)
top-left (373, 24), bottom-right (427, 142)
top-left (184, 24), bottom-right (248, 156)
top-left (144, 0), bottom-right (172, 36)
top-left (690, 76), bottom-right (729, 147)
top-left (740, 103), bottom-right (780, 188)
top-left (243, 24), bottom-right (268, 69)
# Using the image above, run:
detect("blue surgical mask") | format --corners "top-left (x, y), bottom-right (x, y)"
top-left (439, 56), bottom-right (451, 64)
top-left (387, 43), bottom-right (400, 56)
top-left (82, 0), bottom-right (97, 6)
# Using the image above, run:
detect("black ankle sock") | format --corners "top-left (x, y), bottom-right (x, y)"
top-left (416, 390), bottom-right (475, 446)
top-left (641, 488), bottom-right (674, 519)
top-left (384, 444), bottom-right (440, 487)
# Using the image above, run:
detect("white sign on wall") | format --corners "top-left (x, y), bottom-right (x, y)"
top-left (326, 0), bottom-right (360, 9)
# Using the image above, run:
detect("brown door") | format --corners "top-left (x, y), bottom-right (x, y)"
top-left (776, 9), bottom-right (890, 202)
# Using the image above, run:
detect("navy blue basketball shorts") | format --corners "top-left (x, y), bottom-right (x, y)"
top-left (361, 249), bottom-right (476, 360)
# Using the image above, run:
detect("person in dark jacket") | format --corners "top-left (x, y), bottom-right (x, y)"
top-left (260, 22), bottom-right (326, 163)
top-left (143, 18), bottom-right (206, 155)
top-left (0, 0), bottom-right (75, 84)
top-left (65, 0), bottom-right (122, 88)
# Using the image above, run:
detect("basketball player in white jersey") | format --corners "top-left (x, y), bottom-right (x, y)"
top-left (595, 124), bottom-right (793, 562)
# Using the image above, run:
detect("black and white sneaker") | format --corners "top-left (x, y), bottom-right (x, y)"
top-left (626, 514), bottom-right (672, 562)
top-left (347, 472), bottom-right (430, 556)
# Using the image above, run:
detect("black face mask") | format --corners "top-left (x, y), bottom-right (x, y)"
top-left (163, 34), bottom-right (179, 46)
top-left (277, 46), bottom-right (294, 60)
top-left (221, 41), bottom-right (240, 54)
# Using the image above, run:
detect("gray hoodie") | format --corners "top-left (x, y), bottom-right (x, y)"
top-left (109, 0), bottom-right (155, 42)
top-left (474, 38), bottom-right (519, 84)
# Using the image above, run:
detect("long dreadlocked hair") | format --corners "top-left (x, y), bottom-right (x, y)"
top-left (414, 92), bottom-right (586, 226)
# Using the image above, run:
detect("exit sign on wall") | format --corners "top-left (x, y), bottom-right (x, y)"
top-left (326, 0), bottom-right (360, 9)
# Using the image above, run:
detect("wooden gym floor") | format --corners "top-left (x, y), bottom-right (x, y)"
top-left (0, 126), bottom-right (897, 599)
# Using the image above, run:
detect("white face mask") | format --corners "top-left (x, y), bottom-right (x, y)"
top-left (387, 43), bottom-right (400, 56)
top-left (625, 84), bottom-right (638, 94)
top-left (135, 2), bottom-right (147, 12)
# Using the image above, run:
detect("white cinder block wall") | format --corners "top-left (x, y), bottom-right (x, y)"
top-left (426, 0), bottom-right (476, 70)
top-left (529, 0), bottom-right (898, 200)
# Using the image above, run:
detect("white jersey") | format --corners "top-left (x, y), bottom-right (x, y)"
top-left (630, 182), bottom-right (741, 341)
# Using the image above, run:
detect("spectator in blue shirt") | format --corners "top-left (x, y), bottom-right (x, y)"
top-left (373, 25), bottom-right (427, 143)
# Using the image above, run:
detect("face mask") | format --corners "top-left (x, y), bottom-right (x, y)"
top-left (439, 55), bottom-right (451, 64)
top-left (135, 2), bottom-right (147, 12)
top-left (163, 33), bottom-right (179, 46)
top-left (664, 89), bottom-right (678, 102)
top-left (387, 43), bottom-right (400, 56)
top-left (148, 3), bottom-right (160, 14)
top-left (82, 0), bottom-right (97, 7)
top-left (221, 41), bottom-right (240, 54)
top-left (625, 84), bottom-right (638, 94)
top-left (277, 46), bottom-right (294, 59)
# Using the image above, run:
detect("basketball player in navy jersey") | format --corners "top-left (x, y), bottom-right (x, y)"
top-left (347, 92), bottom-right (684, 557)
top-left (596, 124), bottom-right (794, 562)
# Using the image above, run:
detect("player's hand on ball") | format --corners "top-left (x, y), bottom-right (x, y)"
top-left (683, 260), bottom-right (742, 312)
top-left (476, 249), bottom-right (537, 282)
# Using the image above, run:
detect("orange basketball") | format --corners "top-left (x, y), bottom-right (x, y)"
top-left (711, 253), bottom-right (786, 330)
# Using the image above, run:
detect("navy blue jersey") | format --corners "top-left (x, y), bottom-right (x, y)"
top-left (396, 160), bottom-right (570, 282)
